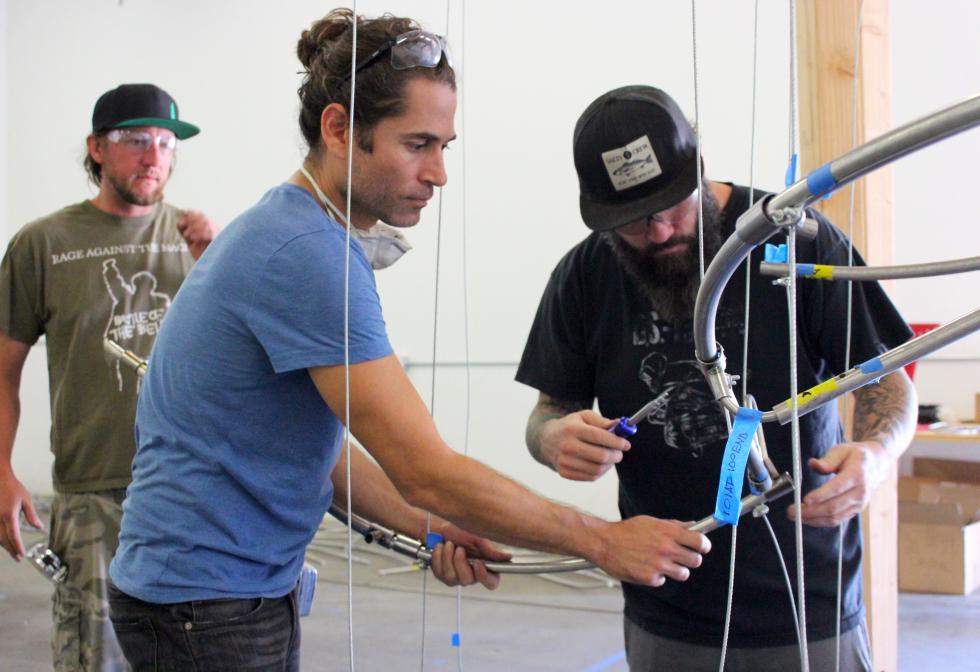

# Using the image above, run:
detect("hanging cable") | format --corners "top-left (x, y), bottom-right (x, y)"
top-left (691, 0), bottom-right (705, 282)
top-left (785, 2), bottom-right (810, 670)
top-left (343, 6), bottom-right (360, 670)
top-left (786, 223), bottom-right (810, 672)
top-left (742, 0), bottom-right (759, 408)
top-left (717, 409), bottom-right (736, 672)
top-left (734, 1), bottom-right (802, 665)
top-left (690, 4), bottom-right (730, 669)
top-left (418, 184), bottom-right (443, 670)
top-left (837, 4), bottom-right (866, 670)
top-left (454, 1), bottom-right (471, 669)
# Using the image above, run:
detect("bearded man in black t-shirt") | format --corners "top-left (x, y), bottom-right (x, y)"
top-left (517, 85), bottom-right (917, 672)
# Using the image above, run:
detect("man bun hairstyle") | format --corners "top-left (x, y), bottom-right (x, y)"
top-left (296, 8), bottom-right (455, 154)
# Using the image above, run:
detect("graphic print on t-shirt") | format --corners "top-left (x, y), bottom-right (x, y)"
top-left (637, 352), bottom-right (728, 458)
top-left (631, 305), bottom-right (745, 458)
top-left (102, 258), bottom-right (173, 391)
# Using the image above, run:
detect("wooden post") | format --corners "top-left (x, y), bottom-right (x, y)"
top-left (797, 1), bottom-right (896, 670)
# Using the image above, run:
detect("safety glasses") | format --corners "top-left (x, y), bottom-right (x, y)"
top-left (344, 30), bottom-right (451, 81)
top-left (105, 129), bottom-right (177, 155)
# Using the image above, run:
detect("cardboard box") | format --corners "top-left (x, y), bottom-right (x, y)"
top-left (898, 458), bottom-right (980, 595)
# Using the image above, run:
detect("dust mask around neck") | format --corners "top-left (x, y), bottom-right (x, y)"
top-left (299, 165), bottom-right (413, 270)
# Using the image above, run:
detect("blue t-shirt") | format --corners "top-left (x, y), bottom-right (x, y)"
top-left (110, 184), bottom-right (392, 603)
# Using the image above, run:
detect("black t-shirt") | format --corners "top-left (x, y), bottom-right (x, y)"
top-left (516, 184), bottom-right (912, 647)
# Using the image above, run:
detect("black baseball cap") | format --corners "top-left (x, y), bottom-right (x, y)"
top-left (91, 84), bottom-right (200, 139)
top-left (573, 85), bottom-right (699, 232)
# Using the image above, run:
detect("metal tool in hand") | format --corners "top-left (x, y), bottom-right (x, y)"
top-left (26, 543), bottom-right (68, 583)
top-left (610, 390), bottom-right (670, 438)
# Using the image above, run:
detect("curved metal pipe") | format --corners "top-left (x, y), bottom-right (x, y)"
top-left (694, 93), bottom-right (980, 423)
top-left (328, 505), bottom-right (596, 574)
top-left (760, 255), bottom-right (980, 281)
top-left (101, 340), bottom-right (822, 572)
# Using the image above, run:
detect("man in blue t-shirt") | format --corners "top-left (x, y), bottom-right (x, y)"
top-left (107, 14), bottom-right (713, 671)
top-left (517, 86), bottom-right (917, 671)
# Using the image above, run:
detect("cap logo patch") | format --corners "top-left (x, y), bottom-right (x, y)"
top-left (170, 102), bottom-right (177, 120)
top-left (601, 135), bottom-right (662, 192)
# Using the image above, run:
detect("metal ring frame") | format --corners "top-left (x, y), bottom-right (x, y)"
top-left (694, 92), bottom-right (980, 426)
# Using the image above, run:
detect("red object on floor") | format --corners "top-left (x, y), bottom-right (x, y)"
top-left (905, 323), bottom-right (940, 380)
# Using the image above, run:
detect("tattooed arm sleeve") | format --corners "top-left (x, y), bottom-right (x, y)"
top-left (525, 393), bottom-right (592, 470)
top-left (851, 369), bottom-right (918, 460)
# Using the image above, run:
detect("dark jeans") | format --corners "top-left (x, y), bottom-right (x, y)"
top-left (107, 581), bottom-right (300, 672)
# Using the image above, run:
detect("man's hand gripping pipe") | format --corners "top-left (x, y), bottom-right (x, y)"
top-left (103, 339), bottom-right (797, 571)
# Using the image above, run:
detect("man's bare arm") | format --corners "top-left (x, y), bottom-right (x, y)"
top-left (309, 356), bottom-right (710, 587)
top-left (525, 393), bottom-right (591, 468)
top-left (0, 331), bottom-right (41, 560)
top-left (851, 369), bottom-right (918, 458)
top-left (524, 391), bottom-right (631, 481)
top-left (792, 369), bottom-right (917, 527)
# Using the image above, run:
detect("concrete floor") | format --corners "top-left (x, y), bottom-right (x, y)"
top-left (2, 522), bottom-right (979, 671)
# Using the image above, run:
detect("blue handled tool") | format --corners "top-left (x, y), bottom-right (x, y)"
top-left (610, 390), bottom-right (670, 438)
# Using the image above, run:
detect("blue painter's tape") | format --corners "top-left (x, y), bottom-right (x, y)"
top-left (764, 243), bottom-right (788, 263)
top-left (785, 153), bottom-right (799, 187)
top-left (713, 408), bottom-right (764, 527)
top-left (426, 532), bottom-right (444, 548)
top-left (797, 263), bottom-right (815, 276)
top-left (858, 357), bottom-right (885, 374)
top-left (451, 632), bottom-right (461, 647)
top-left (806, 163), bottom-right (838, 198)
top-left (748, 466), bottom-right (770, 496)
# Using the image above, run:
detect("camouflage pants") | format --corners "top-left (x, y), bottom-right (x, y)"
top-left (49, 489), bottom-right (131, 672)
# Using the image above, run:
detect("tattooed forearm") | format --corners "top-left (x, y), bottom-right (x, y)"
top-left (851, 370), bottom-right (918, 456)
top-left (526, 394), bottom-right (591, 467)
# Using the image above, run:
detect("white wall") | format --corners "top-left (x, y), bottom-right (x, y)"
top-left (891, 1), bottom-right (980, 423)
top-left (3, 1), bottom-right (977, 516)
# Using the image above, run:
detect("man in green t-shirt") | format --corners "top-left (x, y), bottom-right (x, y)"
top-left (0, 83), bottom-right (217, 671)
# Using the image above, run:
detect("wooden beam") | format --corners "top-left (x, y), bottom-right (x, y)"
top-left (797, 1), bottom-right (896, 670)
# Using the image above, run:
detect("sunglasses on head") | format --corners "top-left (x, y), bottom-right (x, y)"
top-left (343, 30), bottom-right (451, 82)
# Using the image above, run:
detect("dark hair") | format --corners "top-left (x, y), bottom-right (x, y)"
top-left (84, 134), bottom-right (106, 188)
top-left (296, 8), bottom-right (455, 154)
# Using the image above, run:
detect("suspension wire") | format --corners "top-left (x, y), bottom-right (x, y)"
top-left (740, 0), bottom-right (803, 662)
top-left (419, 184), bottom-right (444, 670)
top-left (788, 0), bottom-right (799, 186)
top-left (691, 0), bottom-right (705, 282)
top-left (719, 531), bottom-right (738, 672)
top-left (763, 514), bottom-right (804, 645)
top-left (344, 5), bottom-right (360, 670)
top-left (418, 4), bottom-right (457, 663)
top-left (742, 0), bottom-right (759, 408)
top-left (717, 410), bottom-right (736, 672)
top-left (787, 224), bottom-right (810, 672)
top-left (690, 5), bottom-right (730, 669)
top-left (734, 2), bottom-right (801, 662)
top-left (454, 1), bottom-right (471, 669)
top-left (837, 3), bottom-right (866, 670)
top-left (786, 2), bottom-right (810, 670)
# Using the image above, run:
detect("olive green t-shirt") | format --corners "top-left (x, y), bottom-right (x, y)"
top-left (0, 201), bottom-right (194, 493)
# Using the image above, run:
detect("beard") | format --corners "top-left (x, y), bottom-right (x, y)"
top-left (105, 171), bottom-right (166, 207)
top-left (602, 180), bottom-right (724, 323)
top-left (347, 149), bottom-right (433, 229)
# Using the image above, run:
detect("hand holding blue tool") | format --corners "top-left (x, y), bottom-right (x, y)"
top-left (610, 390), bottom-right (670, 438)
